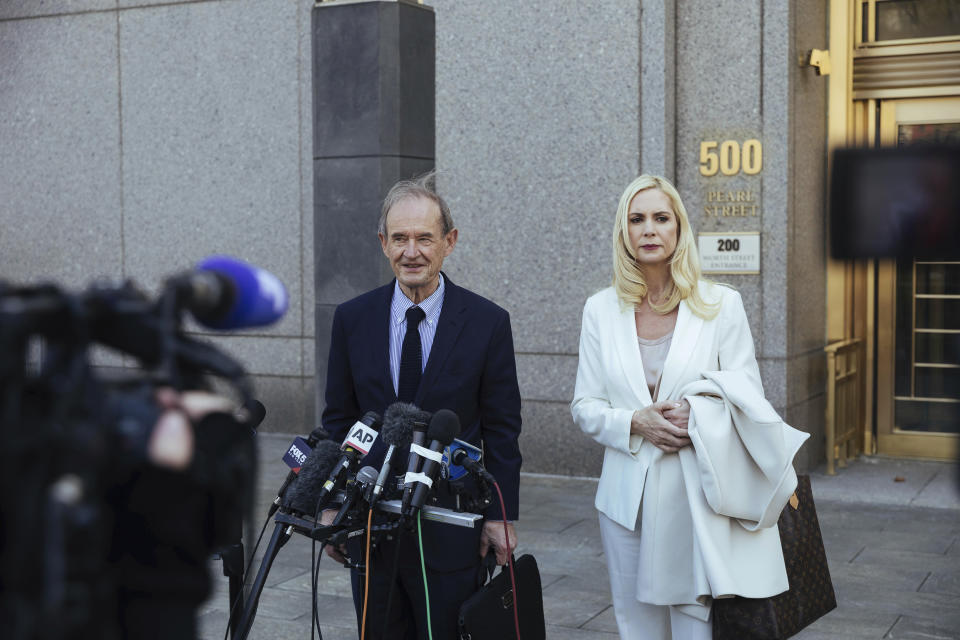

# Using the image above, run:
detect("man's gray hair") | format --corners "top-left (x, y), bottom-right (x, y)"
top-left (378, 170), bottom-right (454, 237)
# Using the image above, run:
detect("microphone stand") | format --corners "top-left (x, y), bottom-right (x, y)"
top-left (232, 511), bottom-right (345, 640)
top-left (231, 490), bottom-right (483, 639)
top-left (233, 522), bottom-right (292, 640)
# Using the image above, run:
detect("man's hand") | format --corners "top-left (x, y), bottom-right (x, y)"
top-left (320, 509), bottom-right (349, 566)
top-left (479, 520), bottom-right (518, 566)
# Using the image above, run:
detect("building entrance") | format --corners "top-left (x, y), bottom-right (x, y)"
top-left (875, 97), bottom-right (960, 459)
top-left (829, 0), bottom-right (960, 462)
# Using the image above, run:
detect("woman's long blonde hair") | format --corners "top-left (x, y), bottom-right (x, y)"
top-left (612, 174), bottom-right (719, 320)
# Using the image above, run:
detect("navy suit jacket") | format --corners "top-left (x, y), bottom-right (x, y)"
top-left (321, 274), bottom-right (522, 570)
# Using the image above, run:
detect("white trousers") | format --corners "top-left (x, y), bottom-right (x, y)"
top-left (598, 512), bottom-right (712, 640)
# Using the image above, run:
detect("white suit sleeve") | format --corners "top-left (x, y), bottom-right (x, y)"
top-left (570, 298), bottom-right (641, 456)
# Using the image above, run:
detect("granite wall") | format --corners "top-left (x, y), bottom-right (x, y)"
top-left (429, 0), bottom-right (642, 476)
top-left (430, 0), bottom-right (829, 474)
top-left (0, 0), bottom-right (829, 475)
top-left (675, 0), bottom-right (829, 471)
top-left (0, 0), bottom-right (317, 434)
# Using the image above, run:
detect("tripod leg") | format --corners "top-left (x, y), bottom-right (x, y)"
top-left (233, 522), bottom-right (289, 640)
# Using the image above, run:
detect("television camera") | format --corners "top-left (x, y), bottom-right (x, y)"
top-left (0, 256), bottom-right (286, 640)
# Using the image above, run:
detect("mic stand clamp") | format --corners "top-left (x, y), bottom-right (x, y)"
top-left (273, 511), bottom-right (341, 543)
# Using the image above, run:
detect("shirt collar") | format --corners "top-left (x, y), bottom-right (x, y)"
top-left (391, 273), bottom-right (445, 326)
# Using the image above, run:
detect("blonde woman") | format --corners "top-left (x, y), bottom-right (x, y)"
top-left (571, 175), bottom-right (807, 639)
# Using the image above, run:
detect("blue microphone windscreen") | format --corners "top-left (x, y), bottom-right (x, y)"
top-left (444, 438), bottom-right (481, 481)
top-left (196, 255), bottom-right (288, 330)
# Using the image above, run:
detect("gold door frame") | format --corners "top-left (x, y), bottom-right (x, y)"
top-left (827, 0), bottom-right (960, 460)
top-left (875, 97), bottom-right (960, 459)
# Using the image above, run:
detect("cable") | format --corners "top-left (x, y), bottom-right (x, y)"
top-left (310, 511), bottom-right (330, 640)
top-left (381, 530), bottom-right (404, 640)
top-left (311, 537), bottom-right (318, 640)
top-left (222, 511), bottom-right (272, 640)
top-left (360, 508), bottom-right (373, 640)
top-left (416, 512), bottom-right (433, 640)
top-left (311, 538), bottom-right (327, 640)
top-left (310, 501), bottom-right (326, 640)
top-left (492, 481), bottom-right (521, 640)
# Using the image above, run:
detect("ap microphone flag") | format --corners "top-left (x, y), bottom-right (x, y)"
top-left (343, 418), bottom-right (379, 457)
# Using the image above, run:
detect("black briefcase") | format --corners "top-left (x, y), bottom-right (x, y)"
top-left (458, 553), bottom-right (546, 640)
top-left (712, 475), bottom-right (837, 639)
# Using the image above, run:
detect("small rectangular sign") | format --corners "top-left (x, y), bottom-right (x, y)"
top-left (282, 436), bottom-right (311, 471)
top-left (344, 421), bottom-right (378, 455)
top-left (698, 232), bottom-right (761, 274)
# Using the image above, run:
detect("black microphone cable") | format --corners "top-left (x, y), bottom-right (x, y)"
top-left (381, 524), bottom-right (406, 640)
top-left (311, 465), bottom-right (376, 640)
top-left (221, 507), bottom-right (273, 640)
top-left (310, 535), bottom-right (329, 640)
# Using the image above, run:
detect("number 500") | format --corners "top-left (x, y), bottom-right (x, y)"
top-left (699, 139), bottom-right (762, 177)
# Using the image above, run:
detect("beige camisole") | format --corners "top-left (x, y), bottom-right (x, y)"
top-left (637, 330), bottom-right (674, 400)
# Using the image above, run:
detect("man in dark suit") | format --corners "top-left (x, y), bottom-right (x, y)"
top-left (320, 172), bottom-right (522, 639)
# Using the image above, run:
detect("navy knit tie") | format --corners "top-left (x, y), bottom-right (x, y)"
top-left (398, 306), bottom-right (426, 402)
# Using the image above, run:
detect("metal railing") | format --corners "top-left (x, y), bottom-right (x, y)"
top-left (825, 338), bottom-right (864, 474)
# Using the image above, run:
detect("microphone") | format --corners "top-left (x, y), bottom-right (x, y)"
top-left (331, 465), bottom-right (379, 527)
top-left (240, 398), bottom-right (266, 430)
top-left (314, 411), bottom-right (382, 513)
top-left (451, 447), bottom-right (496, 484)
top-left (373, 403), bottom-right (424, 505)
top-left (179, 255), bottom-right (289, 330)
top-left (87, 285), bottom-right (250, 379)
top-left (270, 425), bottom-right (330, 516)
top-left (406, 409), bottom-right (460, 516)
top-left (356, 465), bottom-right (380, 500)
top-left (401, 409), bottom-right (431, 506)
top-left (284, 440), bottom-right (343, 516)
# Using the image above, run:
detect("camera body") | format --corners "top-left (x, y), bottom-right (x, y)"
top-left (0, 278), bottom-right (256, 640)
top-left (829, 145), bottom-right (960, 260)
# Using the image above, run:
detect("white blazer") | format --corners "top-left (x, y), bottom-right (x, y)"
top-left (571, 282), bottom-right (808, 601)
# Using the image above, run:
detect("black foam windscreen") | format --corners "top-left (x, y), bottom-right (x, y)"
top-left (426, 409), bottom-right (460, 446)
top-left (382, 402), bottom-right (426, 447)
top-left (285, 439), bottom-right (342, 515)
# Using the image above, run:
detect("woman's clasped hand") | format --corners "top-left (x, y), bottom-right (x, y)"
top-left (630, 400), bottom-right (691, 453)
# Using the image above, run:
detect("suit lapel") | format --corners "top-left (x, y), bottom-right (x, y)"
top-left (658, 298), bottom-right (703, 400)
top-left (416, 274), bottom-right (466, 405)
top-left (612, 295), bottom-right (654, 407)
top-left (370, 282), bottom-right (396, 400)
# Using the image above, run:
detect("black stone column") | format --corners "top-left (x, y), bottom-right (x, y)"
top-left (313, 0), bottom-right (435, 412)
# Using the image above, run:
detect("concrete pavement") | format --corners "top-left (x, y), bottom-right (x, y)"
top-left (199, 435), bottom-right (960, 639)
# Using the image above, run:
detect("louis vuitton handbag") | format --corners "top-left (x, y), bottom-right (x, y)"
top-left (458, 553), bottom-right (546, 640)
top-left (712, 475), bottom-right (837, 640)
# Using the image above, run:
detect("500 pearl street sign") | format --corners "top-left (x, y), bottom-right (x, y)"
top-left (699, 139), bottom-right (763, 176)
